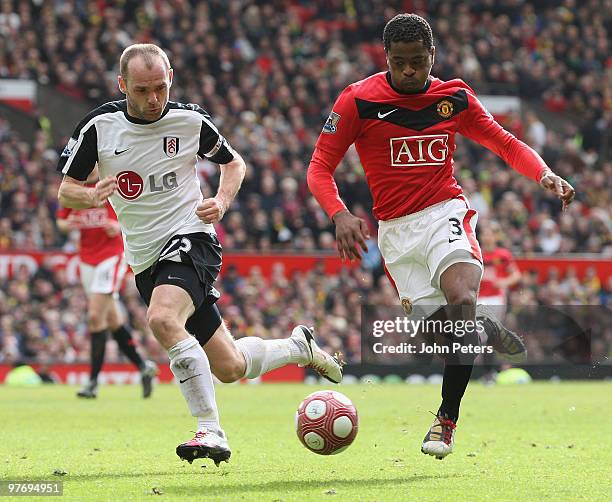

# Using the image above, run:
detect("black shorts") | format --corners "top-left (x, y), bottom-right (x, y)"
top-left (135, 232), bottom-right (222, 309)
top-left (134, 232), bottom-right (223, 345)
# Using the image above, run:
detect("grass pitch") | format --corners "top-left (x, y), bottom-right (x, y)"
top-left (1, 382), bottom-right (609, 501)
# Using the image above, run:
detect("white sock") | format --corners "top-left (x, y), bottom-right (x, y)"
top-left (168, 336), bottom-right (220, 433)
top-left (235, 337), bottom-right (308, 379)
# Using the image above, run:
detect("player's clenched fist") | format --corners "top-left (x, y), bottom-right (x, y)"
top-left (93, 176), bottom-right (117, 207)
top-left (196, 197), bottom-right (227, 224)
top-left (539, 169), bottom-right (576, 211)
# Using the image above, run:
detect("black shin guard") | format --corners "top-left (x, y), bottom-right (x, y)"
top-left (185, 303), bottom-right (222, 346)
top-left (429, 306), bottom-right (479, 423)
top-left (90, 330), bottom-right (108, 382)
top-left (438, 363), bottom-right (474, 422)
top-left (112, 325), bottom-right (145, 370)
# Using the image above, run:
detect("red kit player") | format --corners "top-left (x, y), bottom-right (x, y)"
top-left (479, 222), bottom-right (521, 312)
top-left (57, 169), bottom-right (157, 399)
top-left (479, 221), bottom-right (522, 381)
top-left (308, 14), bottom-right (574, 459)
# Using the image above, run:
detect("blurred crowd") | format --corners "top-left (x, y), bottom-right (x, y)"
top-left (0, 0), bottom-right (609, 255)
top-left (1, 256), bottom-right (610, 365)
top-left (0, 1), bottom-right (610, 365)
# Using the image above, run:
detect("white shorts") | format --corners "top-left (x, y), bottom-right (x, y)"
top-left (79, 254), bottom-right (127, 297)
top-left (378, 197), bottom-right (483, 314)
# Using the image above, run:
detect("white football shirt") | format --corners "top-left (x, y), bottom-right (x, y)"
top-left (58, 100), bottom-right (236, 274)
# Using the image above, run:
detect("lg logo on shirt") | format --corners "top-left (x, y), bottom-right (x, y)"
top-left (116, 171), bottom-right (178, 200)
top-left (389, 134), bottom-right (449, 167)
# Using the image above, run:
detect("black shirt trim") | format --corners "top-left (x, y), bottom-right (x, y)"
top-left (355, 89), bottom-right (468, 130)
top-left (385, 72), bottom-right (432, 95)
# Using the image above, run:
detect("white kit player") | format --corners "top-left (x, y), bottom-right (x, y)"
top-left (57, 43), bottom-right (342, 465)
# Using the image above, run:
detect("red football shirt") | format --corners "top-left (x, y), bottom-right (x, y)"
top-left (308, 73), bottom-right (548, 221)
top-left (480, 247), bottom-right (516, 297)
top-left (56, 201), bottom-right (123, 265)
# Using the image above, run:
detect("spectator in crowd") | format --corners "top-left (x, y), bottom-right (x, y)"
top-left (1, 257), bottom-right (608, 365)
top-left (0, 1), bottom-right (609, 365)
top-left (0, 1), bottom-right (608, 258)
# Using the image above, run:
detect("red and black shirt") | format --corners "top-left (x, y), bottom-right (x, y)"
top-left (308, 72), bottom-right (547, 221)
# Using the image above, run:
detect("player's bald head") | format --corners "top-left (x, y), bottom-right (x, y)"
top-left (118, 44), bottom-right (173, 121)
top-left (120, 44), bottom-right (171, 81)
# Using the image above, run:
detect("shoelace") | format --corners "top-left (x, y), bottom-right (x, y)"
top-left (306, 352), bottom-right (345, 377)
top-left (306, 361), bottom-right (329, 376)
top-left (436, 416), bottom-right (457, 445)
top-left (191, 430), bottom-right (221, 446)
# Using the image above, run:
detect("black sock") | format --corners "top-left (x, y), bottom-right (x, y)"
top-left (112, 325), bottom-right (145, 370)
top-left (90, 330), bottom-right (108, 382)
top-left (438, 363), bottom-right (473, 422)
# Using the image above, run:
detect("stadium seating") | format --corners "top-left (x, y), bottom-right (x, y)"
top-left (0, 1), bottom-right (609, 364)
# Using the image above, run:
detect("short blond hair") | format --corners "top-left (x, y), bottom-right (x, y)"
top-left (119, 44), bottom-right (170, 80)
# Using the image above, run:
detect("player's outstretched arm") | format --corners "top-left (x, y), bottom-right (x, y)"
top-left (196, 154), bottom-right (246, 224)
top-left (56, 214), bottom-right (81, 233)
top-left (459, 91), bottom-right (576, 211)
top-left (58, 175), bottom-right (117, 209)
top-left (539, 169), bottom-right (575, 211)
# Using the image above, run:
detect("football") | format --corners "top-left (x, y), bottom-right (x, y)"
top-left (295, 390), bottom-right (358, 455)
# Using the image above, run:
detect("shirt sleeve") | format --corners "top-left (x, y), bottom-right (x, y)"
top-left (502, 248), bottom-right (518, 273)
top-left (56, 207), bottom-right (71, 220)
top-left (192, 105), bottom-right (236, 165)
top-left (56, 116), bottom-right (98, 181)
top-left (307, 85), bottom-right (362, 220)
top-left (458, 89), bottom-right (548, 182)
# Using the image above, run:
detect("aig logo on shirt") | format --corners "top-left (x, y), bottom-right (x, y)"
top-left (389, 134), bottom-right (449, 168)
top-left (116, 170), bottom-right (178, 200)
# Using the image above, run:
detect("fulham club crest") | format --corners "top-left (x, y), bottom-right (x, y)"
top-left (163, 136), bottom-right (180, 157)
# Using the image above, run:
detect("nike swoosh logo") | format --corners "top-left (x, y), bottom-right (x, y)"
top-left (300, 326), bottom-right (315, 359)
top-left (448, 238), bottom-right (461, 243)
top-left (167, 275), bottom-right (185, 281)
top-left (377, 109), bottom-right (398, 119)
top-left (179, 374), bottom-right (202, 384)
top-left (114, 147), bottom-right (132, 155)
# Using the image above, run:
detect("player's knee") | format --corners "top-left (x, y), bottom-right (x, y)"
top-left (106, 312), bottom-right (122, 332)
top-left (88, 312), bottom-right (105, 331)
top-left (108, 321), bottom-right (121, 333)
top-left (147, 309), bottom-right (182, 338)
top-left (445, 289), bottom-right (477, 306)
top-left (213, 357), bottom-right (245, 383)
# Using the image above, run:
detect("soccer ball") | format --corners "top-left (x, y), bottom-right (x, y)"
top-left (295, 390), bottom-right (358, 455)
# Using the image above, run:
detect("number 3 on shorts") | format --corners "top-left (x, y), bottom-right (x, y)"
top-left (448, 217), bottom-right (463, 243)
